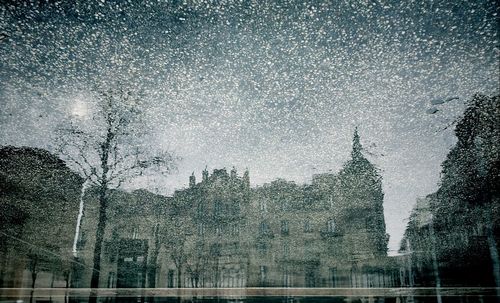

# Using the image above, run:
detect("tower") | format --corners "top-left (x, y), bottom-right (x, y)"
top-left (336, 128), bottom-right (388, 257)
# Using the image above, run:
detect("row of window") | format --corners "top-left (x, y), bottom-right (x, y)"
top-left (259, 196), bottom-right (335, 213)
top-left (125, 219), bottom-right (335, 240)
top-left (260, 219), bottom-right (336, 235)
top-left (198, 222), bottom-right (241, 236)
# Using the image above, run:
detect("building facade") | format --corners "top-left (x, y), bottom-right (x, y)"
top-left (73, 130), bottom-right (400, 289)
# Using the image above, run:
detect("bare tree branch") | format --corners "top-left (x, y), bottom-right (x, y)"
top-left (53, 87), bottom-right (178, 294)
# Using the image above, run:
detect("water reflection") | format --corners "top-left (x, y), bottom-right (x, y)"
top-left (1, 96), bottom-right (499, 301)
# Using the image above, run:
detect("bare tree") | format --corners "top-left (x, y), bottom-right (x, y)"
top-left (55, 88), bottom-right (177, 301)
top-left (185, 241), bottom-right (208, 288)
top-left (162, 209), bottom-right (190, 288)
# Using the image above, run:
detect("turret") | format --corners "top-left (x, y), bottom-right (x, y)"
top-left (202, 166), bottom-right (208, 182)
top-left (243, 169), bottom-right (250, 188)
top-left (189, 172), bottom-right (196, 188)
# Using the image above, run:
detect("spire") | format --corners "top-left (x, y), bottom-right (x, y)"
top-left (351, 127), bottom-right (363, 159)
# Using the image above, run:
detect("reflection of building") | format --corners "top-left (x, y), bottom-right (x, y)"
top-left (73, 130), bottom-right (399, 289)
top-left (398, 196), bottom-right (437, 287)
top-left (0, 146), bottom-right (83, 291)
top-left (158, 167), bottom-right (252, 288)
top-left (73, 189), bottom-right (168, 289)
top-left (0, 130), bottom-right (392, 291)
top-left (245, 129), bottom-right (395, 287)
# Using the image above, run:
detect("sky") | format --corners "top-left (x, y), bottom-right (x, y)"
top-left (0, 0), bottom-right (498, 254)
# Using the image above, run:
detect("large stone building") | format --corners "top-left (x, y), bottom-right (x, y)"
top-left (244, 129), bottom-right (395, 288)
top-left (0, 131), bottom-right (399, 292)
top-left (72, 130), bottom-right (399, 289)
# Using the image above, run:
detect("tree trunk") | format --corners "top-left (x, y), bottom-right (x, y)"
top-left (31, 271), bottom-right (37, 289)
top-left (30, 271), bottom-right (37, 303)
top-left (89, 113), bottom-right (114, 303)
top-left (147, 231), bottom-right (160, 288)
top-left (147, 262), bottom-right (158, 288)
top-left (89, 186), bottom-right (108, 303)
top-left (64, 271), bottom-right (70, 303)
top-left (177, 266), bottom-right (182, 288)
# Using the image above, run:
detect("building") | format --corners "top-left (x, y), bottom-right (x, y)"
top-left (73, 189), bottom-right (169, 289)
top-left (0, 146), bottom-right (83, 291)
top-left (73, 130), bottom-right (398, 289)
top-left (245, 129), bottom-right (395, 288)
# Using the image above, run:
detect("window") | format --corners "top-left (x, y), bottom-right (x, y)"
top-left (259, 199), bottom-right (267, 213)
top-left (259, 221), bottom-right (269, 235)
top-left (2, 1), bottom-right (497, 300)
top-left (137, 272), bottom-right (143, 288)
top-left (283, 242), bottom-right (290, 258)
top-left (76, 231), bottom-right (87, 249)
top-left (257, 242), bottom-right (268, 255)
top-left (132, 227), bottom-right (139, 239)
top-left (281, 199), bottom-right (289, 211)
top-left (304, 221), bottom-right (312, 233)
top-left (281, 220), bottom-right (289, 235)
top-left (214, 201), bottom-right (222, 216)
top-left (197, 203), bottom-right (204, 217)
top-left (328, 219), bottom-right (335, 233)
top-left (198, 222), bottom-right (205, 236)
top-left (259, 265), bottom-right (268, 286)
top-left (152, 224), bottom-right (159, 237)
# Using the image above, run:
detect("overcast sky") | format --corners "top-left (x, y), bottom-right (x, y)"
top-left (1, 0), bottom-right (498, 254)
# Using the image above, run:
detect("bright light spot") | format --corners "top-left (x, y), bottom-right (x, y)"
top-left (71, 98), bottom-right (88, 118)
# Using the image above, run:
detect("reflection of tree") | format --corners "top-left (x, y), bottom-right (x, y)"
top-left (185, 241), bottom-right (208, 288)
top-left (209, 243), bottom-right (222, 288)
top-left (402, 94), bottom-right (499, 291)
top-left (433, 94), bottom-right (499, 290)
top-left (161, 196), bottom-right (191, 288)
top-left (147, 223), bottom-right (161, 288)
top-left (161, 168), bottom-right (250, 288)
top-left (55, 89), bottom-right (177, 299)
